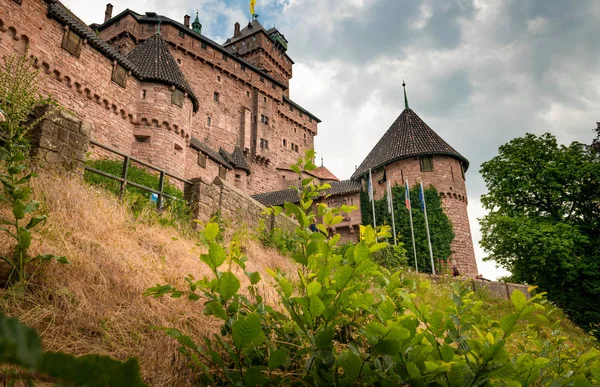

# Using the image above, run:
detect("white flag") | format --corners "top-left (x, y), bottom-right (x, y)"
top-left (368, 169), bottom-right (374, 202)
top-left (386, 181), bottom-right (393, 213)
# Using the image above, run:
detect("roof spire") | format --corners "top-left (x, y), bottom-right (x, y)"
top-left (157, 19), bottom-right (161, 34)
top-left (321, 155), bottom-right (324, 167)
top-left (192, 10), bottom-right (202, 34)
top-left (403, 79), bottom-right (409, 110)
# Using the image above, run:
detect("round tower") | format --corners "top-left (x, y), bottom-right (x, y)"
top-left (352, 83), bottom-right (478, 276)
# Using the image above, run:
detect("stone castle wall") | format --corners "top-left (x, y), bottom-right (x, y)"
top-left (367, 155), bottom-right (477, 277)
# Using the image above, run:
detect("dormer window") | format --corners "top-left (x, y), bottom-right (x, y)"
top-left (172, 89), bottom-right (184, 107)
top-left (420, 156), bottom-right (434, 172)
top-left (61, 29), bottom-right (83, 58)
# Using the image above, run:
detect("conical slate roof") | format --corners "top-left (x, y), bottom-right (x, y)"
top-left (220, 146), bottom-right (251, 173)
top-left (351, 108), bottom-right (469, 180)
top-left (126, 34), bottom-right (199, 111)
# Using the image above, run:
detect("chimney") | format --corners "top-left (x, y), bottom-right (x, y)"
top-left (104, 3), bottom-right (113, 23)
top-left (184, 15), bottom-right (190, 28)
top-left (234, 22), bottom-right (241, 37)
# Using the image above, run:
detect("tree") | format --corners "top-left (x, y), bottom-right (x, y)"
top-left (480, 132), bottom-right (600, 335)
top-left (361, 184), bottom-right (454, 273)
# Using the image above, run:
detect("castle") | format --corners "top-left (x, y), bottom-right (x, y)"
top-left (0, 0), bottom-right (477, 276)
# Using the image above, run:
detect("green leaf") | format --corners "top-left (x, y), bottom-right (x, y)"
top-left (200, 242), bottom-right (226, 271)
top-left (218, 272), bottom-right (240, 301)
top-left (279, 277), bottom-right (293, 298)
top-left (268, 348), bottom-right (288, 370)
top-left (353, 242), bottom-right (371, 264)
top-left (203, 222), bottom-right (220, 243)
top-left (309, 295), bottom-right (325, 318)
top-left (377, 298), bottom-right (396, 322)
top-left (232, 314), bottom-right (265, 350)
top-left (248, 271), bottom-right (261, 285)
top-left (204, 301), bottom-right (228, 321)
top-left (406, 361), bottom-right (420, 379)
top-left (12, 200), bottom-right (26, 220)
top-left (243, 366), bottom-right (268, 386)
top-left (26, 215), bottom-right (47, 230)
top-left (18, 228), bottom-right (31, 249)
top-left (0, 314), bottom-right (44, 369)
top-left (315, 327), bottom-right (334, 350)
top-left (307, 281), bottom-right (322, 297)
top-left (339, 351), bottom-right (361, 383)
top-left (510, 290), bottom-right (527, 311)
top-left (373, 339), bottom-right (400, 356)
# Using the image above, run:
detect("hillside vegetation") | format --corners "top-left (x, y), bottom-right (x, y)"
top-left (0, 168), bottom-right (597, 385)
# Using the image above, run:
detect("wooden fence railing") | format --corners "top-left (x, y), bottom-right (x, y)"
top-left (84, 140), bottom-right (192, 209)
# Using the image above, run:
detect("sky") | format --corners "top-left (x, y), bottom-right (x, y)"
top-left (61, 0), bottom-right (600, 280)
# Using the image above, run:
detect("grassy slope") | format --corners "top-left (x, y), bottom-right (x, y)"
top-left (0, 172), bottom-right (595, 385)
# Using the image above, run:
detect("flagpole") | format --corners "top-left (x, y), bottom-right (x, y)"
top-left (387, 181), bottom-right (397, 245)
top-left (420, 180), bottom-right (436, 275)
top-left (369, 170), bottom-right (377, 239)
top-left (406, 179), bottom-right (418, 273)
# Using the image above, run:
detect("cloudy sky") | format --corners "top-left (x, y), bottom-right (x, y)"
top-left (61, 0), bottom-right (600, 280)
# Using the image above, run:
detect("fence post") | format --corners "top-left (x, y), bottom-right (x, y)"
top-left (120, 156), bottom-right (129, 196)
top-left (157, 171), bottom-right (165, 210)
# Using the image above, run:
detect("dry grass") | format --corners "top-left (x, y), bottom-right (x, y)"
top-left (0, 172), bottom-right (297, 386)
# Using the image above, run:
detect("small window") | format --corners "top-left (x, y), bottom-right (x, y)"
top-left (309, 117), bottom-right (312, 123)
top-left (259, 76), bottom-right (264, 83)
top-left (300, 111), bottom-right (303, 118)
top-left (219, 165), bottom-right (227, 179)
top-left (213, 92), bottom-right (220, 103)
top-left (289, 105), bottom-right (293, 112)
top-left (111, 64), bottom-right (128, 88)
top-left (179, 30), bottom-right (185, 38)
top-left (263, 96), bottom-right (267, 104)
top-left (141, 90), bottom-right (147, 99)
top-left (241, 64), bottom-right (246, 72)
top-left (272, 82), bottom-right (276, 89)
top-left (246, 91), bottom-right (250, 97)
top-left (177, 58), bottom-right (181, 65)
top-left (174, 143), bottom-right (183, 151)
top-left (217, 75), bottom-right (221, 82)
top-left (252, 36), bottom-right (256, 41)
top-left (134, 135), bottom-right (150, 143)
top-left (282, 139), bottom-right (287, 147)
top-left (235, 173), bottom-right (241, 179)
top-left (172, 89), bottom-right (184, 107)
top-left (198, 152), bottom-right (207, 168)
top-left (222, 53), bottom-right (228, 61)
top-left (420, 156), bottom-right (434, 172)
top-left (260, 138), bottom-right (269, 149)
top-left (461, 163), bottom-right (466, 180)
top-left (260, 115), bottom-right (269, 125)
top-left (61, 29), bottom-right (83, 57)
top-left (207, 116), bottom-right (212, 127)
top-left (201, 42), bottom-right (207, 50)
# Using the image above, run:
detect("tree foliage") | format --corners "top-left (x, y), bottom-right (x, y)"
top-left (480, 132), bottom-right (600, 335)
top-left (361, 184), bottom-right (454, 273)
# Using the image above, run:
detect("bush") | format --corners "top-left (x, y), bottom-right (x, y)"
top-left (371, 243), bottom-right (408, 270)
top-left (146, 151), bottom-right (600, 386)
top-left (84, 158), bottom-right (192, 229)
top-left (257, 222), bottom-right (297, 255)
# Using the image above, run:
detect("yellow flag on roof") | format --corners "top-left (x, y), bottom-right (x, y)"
top-left (250, 0), bottom-right (256, 15)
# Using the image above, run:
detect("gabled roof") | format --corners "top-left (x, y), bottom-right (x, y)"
top-left (283, 96), bottom-right (321, 124)
top-left (190, 138), bottom-right (233, 169)
top-left (351, 108), bottom-right (469, 180)
top-left (311, 166), bottom-right (339, 181)
top-left (220, 146), bottom-right (251, 173)
top-left (94, 9), bottom-right (288, 90)
top-left (126, 34), bottom-right (199, 111)
top-left (251, 179), bottom-right (361, 207)
top-left (224, 20), bottom-right (265, 46)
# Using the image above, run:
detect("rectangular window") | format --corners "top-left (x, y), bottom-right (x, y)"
top-left (259, 76), bottom-right (265, 83)
top-left (272, 82), bottom-right (276, 89)
top-left (300, 111), bottom-right (303, 118)
top-left (461, 163), bottom-right (466, 180)
top-left (61, 29), bottom-right (83, 58)
top-left (219, 165), bottom-right (227, 179)
top-left (217, 75), bottom-right (221, 82)
top-left (198, 152), bottom-right (207, 168)
top-left (260, 115), bottom-right (269, 125)
top-left (283, 139), bottom-right (287, 147)
top-left (222, 53), bottom-right (228, 61)
top-left (241, 64), bottom-right (246, 72)
top-left (260, 138), bottom-right (264, 149)
top-left (201, 42), bottom-right (207, 50)
top-left (207, 116), bottom-right (212, 127)
top-left (134, 135), bottom-right (150, 143)
top-left (111, 64), bottom-right (128, 88)
top-left (289, 105), bottom-right (293, 112)
top-left (213, 91), bottom-right (220, 103)
top-left (309, 117), bottom-right (312, 123)
top-left (246, 91), bottom-right (250, 97)
top-left (172, 89), bottom-right (184, 107)
top-left (420, 156), bottom-right (434, 172)
top-left (179, 30), bottom-right (185, 38)
top-left (141, 90), bottom-right (147, 99)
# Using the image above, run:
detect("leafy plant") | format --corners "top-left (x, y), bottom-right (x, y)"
top-left (256, 221), bottom-right (297, 255)
top-left (0, 313), bottom-right (146, 386)
top-left (146, 150), bottom-right (600, 386)
top-left (371, 242), bottom-right (408, 270)
top-left (361, 183), bottom-right (454, 273)
top-left (0, 53), bottom-right (67, 286)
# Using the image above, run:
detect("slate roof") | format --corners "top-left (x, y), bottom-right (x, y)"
top-left (47, 2), bottom-right (199, 112)
top-left (126, 34), bottom-right (199, 111)
top-left (190, 138), bottom-right (232, 169)
top-left (220, 146), bottom-right (251, 173)
top-left (351, 108), bottom-right (469, 180)
top-left (224, 20), bottom-right (265, 46)
top-left (283, 96), bottom-right (321, 124)
top-left (252, 179), bottom-right (361, 207)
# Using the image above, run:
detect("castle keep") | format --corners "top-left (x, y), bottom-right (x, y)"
top-left (0, 0), bottom-right (478, 276)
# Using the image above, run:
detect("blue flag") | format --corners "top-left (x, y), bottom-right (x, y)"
top-left (419, 181), bottom-right (425, 212)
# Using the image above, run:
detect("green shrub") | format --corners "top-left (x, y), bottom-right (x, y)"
top-left (257, 221), bottom-right (297, 255)
top-left (146, 151), bottom-right (600, 386)
top-left (371, 243), bottom-right (408, 270)
top-left (84, 158), bottom-right (192, 229)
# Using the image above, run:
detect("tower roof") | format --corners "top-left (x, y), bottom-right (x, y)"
top-left (351, 108), bottom-right (469, 180)
top-left (220, 145), bottom-right (251, 173)
top-left (126, 34), bottom-right (199, 111)
top-left (311, 166), bottom-right (339, 181)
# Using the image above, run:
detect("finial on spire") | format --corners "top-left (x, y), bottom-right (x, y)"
top-left (157, 19), bottom-right (161, 34)
top-left (321, 155), bottom-right (324, 167)
top-left (402, 79), bottom-right (409, 110)
top-left (192, 10), bottom-right (202, 33)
